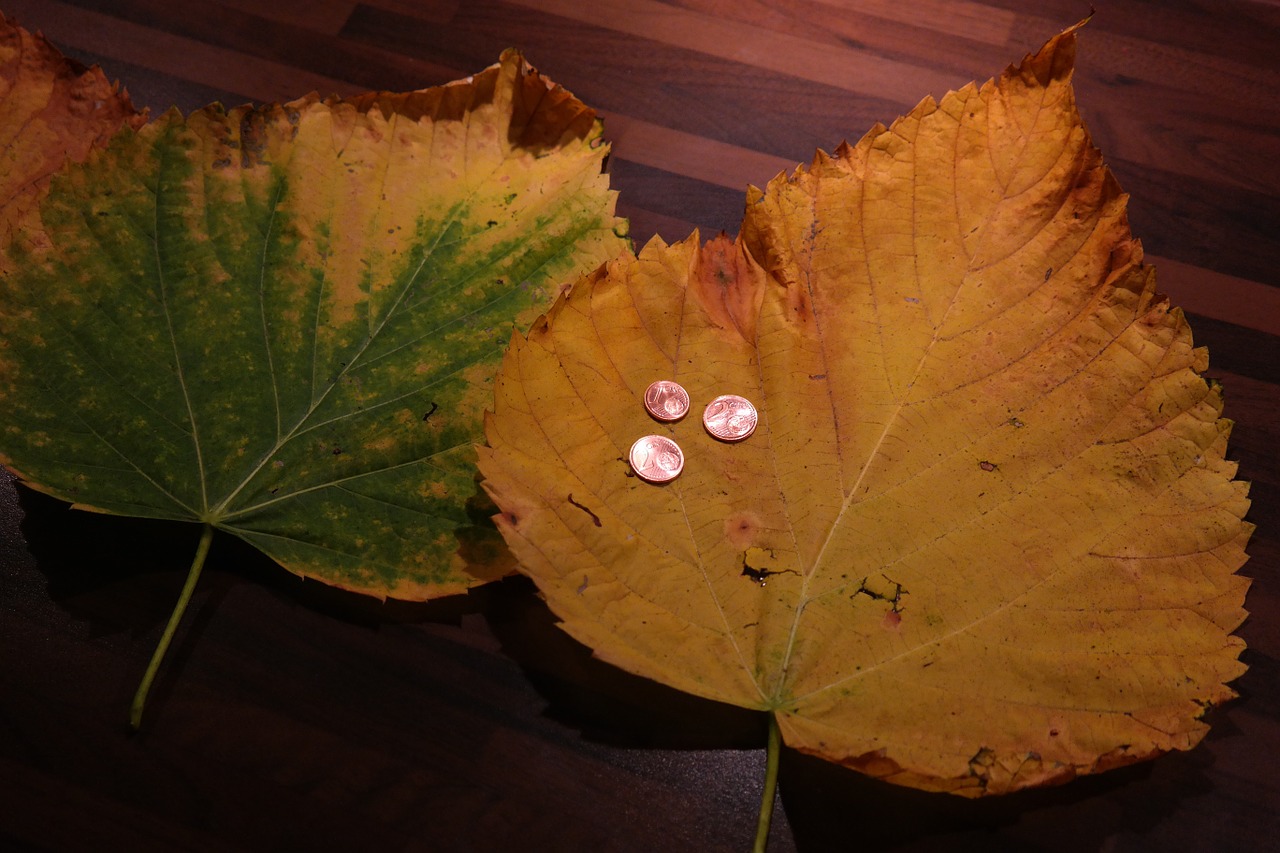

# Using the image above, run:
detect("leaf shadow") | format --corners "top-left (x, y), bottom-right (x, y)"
top-left (13, 484), bottom-right (208, 636)
top-left (779, 720), bottom-right (1226, 852)
top-left (10, 479), bottom-right (483, 729)
top-left (476, 574), bottom-right (768, 750)
top-left (14, 482), bottom-right (480, 628)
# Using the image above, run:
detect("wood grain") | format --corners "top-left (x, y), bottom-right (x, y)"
top-left (1, 1), bottom-right (1277, 850)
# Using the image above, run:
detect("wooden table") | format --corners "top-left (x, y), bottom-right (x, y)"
top-left (2, 1), bottom-right (1277, 849)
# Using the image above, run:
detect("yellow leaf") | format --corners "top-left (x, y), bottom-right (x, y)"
top-left (478, 23), bottom-right (1251, 795)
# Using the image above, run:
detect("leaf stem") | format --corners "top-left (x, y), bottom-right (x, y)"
top-left (753, 713), bottom-right (782, 853)
top-left (129, 522), bottom-right (215, 730)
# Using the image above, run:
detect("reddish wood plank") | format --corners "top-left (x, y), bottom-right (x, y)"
top-left (3, 0), bottom-right (363, 102)
top-left (213, 0), bottom-right (358, 37)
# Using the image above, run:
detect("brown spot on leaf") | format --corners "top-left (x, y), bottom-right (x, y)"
top-left (724, 510), bottom-right (761, 549)
top-left (690, 234), bottom-right (766, 343)
top-left (567, 493), bottom-right (602, 527)
top-left (842, 748), bottom-right (902, 780)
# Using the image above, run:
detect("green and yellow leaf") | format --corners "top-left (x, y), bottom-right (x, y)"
top-left (0, 50), bottom-right (627, 599)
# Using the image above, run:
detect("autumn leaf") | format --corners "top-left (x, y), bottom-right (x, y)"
top-left (0, 50), bottom-right (626, 597)
top-left (0, 48), bottom-right (628, 721)
top-left (478, 22), bottom-right (1251, 804)
top-left (0, 12), bottom-right (142, 251)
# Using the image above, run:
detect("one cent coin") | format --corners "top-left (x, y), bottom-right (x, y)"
top-left (629, 435), bottom-right (685, 483)
top-left (702, 394), bottom-right (758, 441)
top-left (643, 380), bottom-right (690, 422)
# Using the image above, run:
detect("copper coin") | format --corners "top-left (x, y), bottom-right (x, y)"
top-left (629, 435), bottom-right (685, 483)
top-left (643, 380), bottom-right (690, 422)
top-left (702, 394), bottom-right (758, 441)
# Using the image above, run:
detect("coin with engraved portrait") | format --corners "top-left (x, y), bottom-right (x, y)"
top-left (702, 394), bottom-right (758, 441)
top-left (629, 435), bottom-right (684, 483)
top-left (643, 380), bottom-right (690, 422)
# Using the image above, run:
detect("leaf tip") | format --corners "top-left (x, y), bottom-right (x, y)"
top-left (1009, 15), bottom-right (1093, 89)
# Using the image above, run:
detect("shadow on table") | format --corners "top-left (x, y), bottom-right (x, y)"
top-left (11, 477), bottom-right (480, 629)
top-left (476, 573), bottom-right (767, 750)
